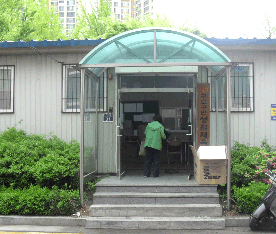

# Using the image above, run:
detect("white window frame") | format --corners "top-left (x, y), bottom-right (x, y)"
top-left (84, 72), bottom-right (107, 112)
top-left (0, 66), bottom-right (14, 113)
top-left (62, 64), bottom-right (81, 113)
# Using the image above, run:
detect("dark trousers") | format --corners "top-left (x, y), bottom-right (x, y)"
top-left (144, 147), bottom-right (160, 177)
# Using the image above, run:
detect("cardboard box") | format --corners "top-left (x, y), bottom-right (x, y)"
top-left (193, 146), bottom-right (227, 185)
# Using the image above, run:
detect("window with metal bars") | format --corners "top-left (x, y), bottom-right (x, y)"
top-left (84, 71), bottom-right (107, 112)
top-left (62, 65), bottom-right (107, 112)
top-left (0, 65), bottom-right (14, 113)
top-left (210, 63), bottom-right (254, 112)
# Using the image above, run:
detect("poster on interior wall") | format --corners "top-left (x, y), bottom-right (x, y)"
top-left (198, 83), bottom-right (210, 146)
top-left (271, 104), bottom-right (276, 120)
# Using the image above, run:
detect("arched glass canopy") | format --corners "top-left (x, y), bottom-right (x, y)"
top-left (80, 27), bottom-right (231, 70)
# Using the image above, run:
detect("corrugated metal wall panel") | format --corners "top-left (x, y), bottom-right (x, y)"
top-left (220, 49), bottom-right (276, 147)
top-left (210, 112), bottom-right (227, 146)
top-left (0, 52), bottom-right (87, 143)
top-left (268, 52), bottom-right (276, 145)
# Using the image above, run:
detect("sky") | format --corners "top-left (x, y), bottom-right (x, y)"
top-left (154, 0), bottom-right (276, 39)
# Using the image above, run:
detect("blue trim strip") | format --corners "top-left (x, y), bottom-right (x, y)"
top-left (0, 39), bottom-right (105, 48)
top-left (1, 37), bottom-right (276, 48)
top-left (205, 38), bottom-right (276, 45)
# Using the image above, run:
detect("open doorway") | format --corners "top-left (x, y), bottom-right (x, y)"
top-left (118, 74), bottom-right (195, 174)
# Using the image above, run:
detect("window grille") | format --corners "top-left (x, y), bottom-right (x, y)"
top-left (62, 65), bottom-right (107, 113)
top-left (210, 63), bottom-right (254, 112)
top-left (84, 71), bottom-right (107, 112)
top-left (0, 66), bottom-right (14, 113)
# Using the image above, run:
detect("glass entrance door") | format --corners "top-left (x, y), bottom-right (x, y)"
top-left (83, 70), bottom-right (98, 179)
top-left (117, 81), bottom-right (126, 179)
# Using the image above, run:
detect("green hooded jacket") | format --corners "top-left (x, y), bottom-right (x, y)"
top-left (144, 121), bottom-right (166, 151)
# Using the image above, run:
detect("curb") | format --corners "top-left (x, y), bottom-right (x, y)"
top-left (225, 216), bottom-right (250, 227)
top-left (0, 215), bottom-right (250, 228)
top-left (0, 216), bottom-right (86, 227)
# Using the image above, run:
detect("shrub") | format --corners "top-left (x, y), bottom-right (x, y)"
top-left (253, 150), bottom-right (276, 184)
top-left (0, 185), bottom-right (81, 215)
top-left (231, 142), bottom-right (261, 188)
top-left (0, 127), bottom-right (80, 189)
top-left (0, 127), bottom-right (83, 215)
top-left (221, 140), bottom-right (276, 214)
top-left (232, 181), bottom-right (270, 214)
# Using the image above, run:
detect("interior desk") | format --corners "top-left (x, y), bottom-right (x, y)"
top-left (166, 140), bottom-right (192, 165)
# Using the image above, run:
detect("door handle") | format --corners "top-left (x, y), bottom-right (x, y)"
top-left (117, 126), bottom-right (122, 136)
top-left (186, 124), bottom-right (192, 136)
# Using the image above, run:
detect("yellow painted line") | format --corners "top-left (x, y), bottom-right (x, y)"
top-left (0, 232), bottom-right (82, 234)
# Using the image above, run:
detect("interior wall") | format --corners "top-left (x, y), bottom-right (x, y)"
top-left (120, 91), bottom-right (193, 168)
top-left (121, 92), bottom-right (189, 108)
top-left (121, 92), bottom-right (191, 143)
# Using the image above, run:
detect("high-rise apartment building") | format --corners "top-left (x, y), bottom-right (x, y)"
top-left (48, 0), bottom-right (80, 34)
top-left (48, 0), bottom-right (154, 34)
top-left (135, 0), bottom-right (154, 19)
top-left (96, 0), bottom-right (154, 21)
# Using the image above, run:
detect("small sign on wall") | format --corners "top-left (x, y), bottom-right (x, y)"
top-left (271, 104), bottom-right (276, 120)
top-left (84, 113), bottom-right (91, 122)
top-left (103, 113), bottom-right (114, 122)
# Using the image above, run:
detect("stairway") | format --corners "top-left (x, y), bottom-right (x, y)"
top-left (86, 173), bottom-right (225, 230)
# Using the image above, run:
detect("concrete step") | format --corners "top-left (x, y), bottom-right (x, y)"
top-left (93, 192), bottom-right (219, 205)
top-left (95, 184), bottom-right (218, 193)
top-left (89, 204), bottom-right (222, 217)
top-left (86, 216), bottom-right (225, 230)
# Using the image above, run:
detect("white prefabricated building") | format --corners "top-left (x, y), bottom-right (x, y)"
top-left (1, 28), bottom-right (276, 177)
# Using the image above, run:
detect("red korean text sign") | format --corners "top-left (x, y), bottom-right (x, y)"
top-left (198, 83), bottom-right (210, 146)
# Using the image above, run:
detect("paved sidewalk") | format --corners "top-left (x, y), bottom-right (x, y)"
top-left (1, 227), bottom-right (276, 234)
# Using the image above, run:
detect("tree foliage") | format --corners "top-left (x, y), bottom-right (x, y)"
top-left (261, 15), bottom-right (276, 39)
top-left (0, 0), bottom-right (67, 41)
top-left (72, 0), bottom-right (207, 40)
top-left (0, 0), bottom-right (207, 41)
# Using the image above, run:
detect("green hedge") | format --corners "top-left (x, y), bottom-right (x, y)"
top-left (232, 181), bottom-right (270, 214)
top-left (0, 127), bottom-right (81, 215)
top-left (0, 127), bottom-right (80, 189)
top-left (0, 185), bottom-right (81, 215)
top-left (227, 140), bottom-right (276, 214)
